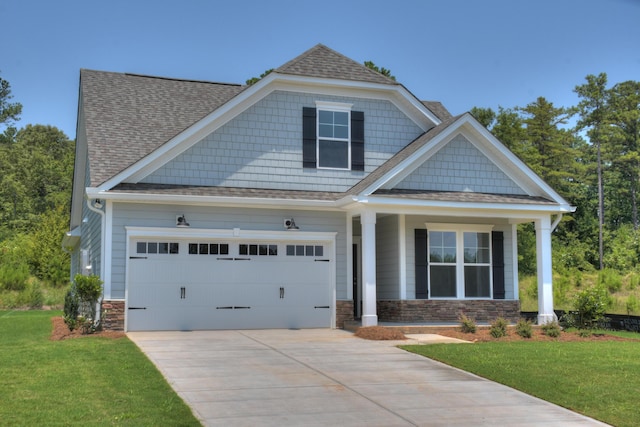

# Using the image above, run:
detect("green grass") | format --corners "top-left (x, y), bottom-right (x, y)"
top-left (402, 338), bottom-right (640, 427)
top-left (0, 310), bottom-right (201, 426)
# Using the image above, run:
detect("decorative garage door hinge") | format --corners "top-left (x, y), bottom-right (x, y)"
top-left (128, 307), bottom-right (147, 310)
top-left (129, 256), bottom-right (148, 259)
top-left (314, 259), bottom-right (330, 262)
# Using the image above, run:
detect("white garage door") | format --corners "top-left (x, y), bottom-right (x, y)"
top-left (126, 239), bottom-right (333, 331)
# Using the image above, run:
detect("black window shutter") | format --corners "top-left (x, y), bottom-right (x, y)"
top-left (351, 111), bottom-right (365, 171)
top-left (415, 229), bottom-right (428, 299)
top-left (302, 107), bottom-right (316, 168)
top-left (492, 231), bottom-right (505, 299)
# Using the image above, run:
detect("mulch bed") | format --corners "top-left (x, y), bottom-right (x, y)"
top-left (355, 325), bottom-right (639, 342)
top-left (50, 316), bottom-right (125, 341)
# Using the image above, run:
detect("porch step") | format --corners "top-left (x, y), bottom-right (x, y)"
top-left (343, 320), bottom-right (485, 334)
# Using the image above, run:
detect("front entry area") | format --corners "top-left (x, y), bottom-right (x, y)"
top-left (126, 236), bottom-right (333, 331)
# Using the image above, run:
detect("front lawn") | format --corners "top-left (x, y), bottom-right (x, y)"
top-left (402, 338), bottom-right (640, 427)
top-left (0, 310), bottom-right (201, 426)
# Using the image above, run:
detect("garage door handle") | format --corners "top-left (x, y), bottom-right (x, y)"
top-left (180, 287), bottom-right (186, 299)
top-left (314, 306), bottom-right (330, 309)
top-left (280, 287), bottom-right (284, 299)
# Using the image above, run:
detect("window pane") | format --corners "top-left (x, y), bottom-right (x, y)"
top-left (210, 244), bottom-right (219, 255)
top-left (305, 245), bottom-right (314, 256)
top-left (239, 244), bottom-right (248, 255)
top-left (464, 232), bottom-right (490, 264)
top-left (296, 245), bottom-right (304, 256)
top-left (429, 231), bottom-right (456, 263)
top-left (318, 110), bottom-right (333, 124)
top-left (269, 245), bottom-right (278, 256)
top-left (137, 242), bottom-right (146, 254)
top-left (220, 244), bottom-right (229, 255)
top-left (464, 266), bottom-right (490, 297)
top-left (249, 244), bottom-right (258, 256)
top-left (169, 243), bottom-right (179, 254)
top-left (334, 111), bottom-right (348, 125)
top-left (319, 124), bottom-right (333, 138)
top-left (189, 243), bottom-right (198, 255)
top-left (430, 266), bottom-right (456, 297)
top-left (286, 245), bottom-right (295, 256)
top-left (259, 244), bottom-right (268, 256)
top-left (159, 243), bottom-right (169, 254)
top-left (148, 242), bottom-right (158, 254)
top-left (199, 243), bottom-right (208, 255)
top-left (315, 246), bottom-right (323, 256)
top-left (318, 140), bottom-right (349, 168)
top-left (334, 124), bottom-right (348, 139)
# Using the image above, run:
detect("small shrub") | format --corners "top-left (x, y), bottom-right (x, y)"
top-left (25, 280), bottom-right (44, 309)
top-left (459, 314), bottom-right (477, 333)
top-left (63, 284), bottom-right (79, 331)
top-left (515, 318), bottom-right (533, 338)
top-left (541, 321), bottom-right (561, 338)
top-left (489, 317), bottom-right (508, 338)
top-left (626, 294), bottom-right (639, 316)
top-left (573, 285), bottom-right (612, 329)
top-left (578, 329), bottom-right (592, 338)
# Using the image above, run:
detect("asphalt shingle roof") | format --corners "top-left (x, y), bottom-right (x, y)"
top-left (275, 44), bottom-right (399, 86)
top-left (81, 70), bottom-right (244, 186)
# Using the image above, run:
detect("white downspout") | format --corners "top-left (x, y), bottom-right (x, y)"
top-left (85, 197), bottom-right (106, 325)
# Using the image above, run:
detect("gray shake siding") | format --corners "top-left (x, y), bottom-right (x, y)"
top-left (141, 91), bottom-right (424, 192)
top-left (109, 203), bottom-right (348, 300)
top-left (398, 134), bottom-right (526, 195)
top-left (76, 157), bottom-right (102, 280)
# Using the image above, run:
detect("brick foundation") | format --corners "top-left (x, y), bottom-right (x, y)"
top-left (101, 300), bottom-right (125, 331)
top-left (335, 300), bottom-right (354, 329)
top-left (377, 300), bottom-right (520, 323)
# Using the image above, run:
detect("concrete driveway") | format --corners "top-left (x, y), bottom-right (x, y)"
top-left (128, 329), bottom-right (607, 427)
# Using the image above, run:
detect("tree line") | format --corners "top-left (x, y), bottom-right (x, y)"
top-left (472, 74), bottom-right (640, 275)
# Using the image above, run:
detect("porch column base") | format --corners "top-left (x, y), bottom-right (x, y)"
top-left (361, 314), bottom-right (378, 327)
top-left (537, 312), bottom-right (557, 325)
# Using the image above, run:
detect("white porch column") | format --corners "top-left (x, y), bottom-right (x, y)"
top-left (535, 216), bottom-right (556, 324)
top-left (361, 210), bottom-right (378, 327)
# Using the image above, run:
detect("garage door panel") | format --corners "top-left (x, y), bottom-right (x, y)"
top-left (127, 239), bottom-right (333, 331)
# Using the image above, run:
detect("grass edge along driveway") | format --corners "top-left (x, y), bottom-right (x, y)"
top-left (0, 310), bottom-right (201, 426)
top-left (402, 337), bottom-right (640, 427)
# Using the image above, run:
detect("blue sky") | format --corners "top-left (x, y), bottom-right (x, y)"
top-left (3, 0), bottom-right (639, 140)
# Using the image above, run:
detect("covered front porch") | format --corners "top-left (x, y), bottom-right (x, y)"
top-left (344, 204), bottom-right (560, 327)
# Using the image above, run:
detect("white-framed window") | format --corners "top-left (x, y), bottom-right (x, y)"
top-left (426, 224), bottom-right (493, 299)
top-left (316, 101), bottom-right (352, 169)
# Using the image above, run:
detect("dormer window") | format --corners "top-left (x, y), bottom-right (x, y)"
top-left (302, 102), bottom-right (364, 171)
top-left (318, 107), bottom-right (350, 169)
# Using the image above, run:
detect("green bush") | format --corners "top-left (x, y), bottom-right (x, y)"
top-left (25, 280), bottom-right (44, 309)
top-left (458, 314), bottom-right (477, 333)
top-left (629, 273), bottom-right (640, 290)
top-left (515, 318), bottom-right (533, 338)
top-left (598, 268), bottom-right (623, 293)
top-left (626, 294), bottom-right (639, 316)
top-left (69, 274), bottom-right (103, 333)
top-left (63, 283), bottom-right (79, 331)
top-left (541, 321), bottom-right (561, 338)
top-left (489, 317), bottom-right (508, 338)
top-left (573, 285), bottom-right (612, 329)
top-left (0, 263), bottom-right (29, 291)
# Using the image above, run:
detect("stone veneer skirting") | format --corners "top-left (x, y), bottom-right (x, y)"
top-left (377, 299), bottom-right (521, 323)
top-left (335, 300), bottom-right (354, 329)
top-left (101, 300), bottom-right (125, 331)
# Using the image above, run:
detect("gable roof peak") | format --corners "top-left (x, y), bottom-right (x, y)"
top-left (274, 44), bottom-right (399, 86)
